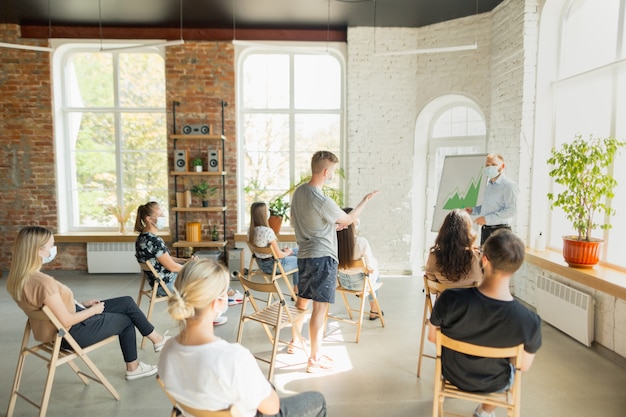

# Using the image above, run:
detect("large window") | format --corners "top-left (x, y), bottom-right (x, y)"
top-left (547, 0), bottom-right (626, 266)
top-left (237, 46), bottom-right (344, 229)
top-left (53, 44), bottom-right (167, 232)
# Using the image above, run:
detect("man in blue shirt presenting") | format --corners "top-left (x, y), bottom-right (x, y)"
top-left (466, 153), bottom-right (519, 244)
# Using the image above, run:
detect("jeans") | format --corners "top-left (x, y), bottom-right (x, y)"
top-left (257, 391), bottom-right (327, 417)
top-left (257, 248), bottom-right (299, 286)
top-left (337, 271), bottom-right (379, 302)
top-left (67, 296), bottom-right (155, 363)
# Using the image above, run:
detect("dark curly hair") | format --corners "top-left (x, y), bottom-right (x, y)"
top-left (430, 209), bottom-right (477, 281)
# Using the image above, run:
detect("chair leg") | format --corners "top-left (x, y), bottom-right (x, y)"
top-left (417, 298), bottom-right (430, 377)
top-left (6, 325), bottom-right (30, 417)
top-left (141, 286), bottom-right (158, 349)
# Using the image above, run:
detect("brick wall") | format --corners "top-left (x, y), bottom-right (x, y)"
top-left (0, 32), bottom-right (237, 271)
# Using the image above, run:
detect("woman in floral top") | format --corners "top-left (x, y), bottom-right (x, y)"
top-left (248, 202), bottom-right (299, 296)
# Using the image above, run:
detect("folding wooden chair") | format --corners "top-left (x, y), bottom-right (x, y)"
top-left (325, 257), bottom-right (384, 343)
top-left (417, 276), bottom-right (478, 377)
top-left (432, 329), bottom-right (524, 417)
top-left (137, 261), bottom-right (173, 348)
top-left (246, 242), bottom-right (297, 302)
top-left (6, 305), bottom-right (119, 417)
top-left (236, 272), bottom-right (308, 380)
top-left (156, 374), bottom-right (241, 417)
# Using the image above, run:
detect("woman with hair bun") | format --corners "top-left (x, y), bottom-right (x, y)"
top-left (425, 209), bottom-right (483, 286)
top-left (158, 259), bottom-right (327, 417)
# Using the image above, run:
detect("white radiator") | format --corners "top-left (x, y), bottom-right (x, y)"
top-left (536, 275), bottom-right (594, 346)
top-left (87, 242), bottom-right (140, 274)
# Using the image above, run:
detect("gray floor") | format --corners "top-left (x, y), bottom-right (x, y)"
top-left (1, 271), bottom-right (625, 417)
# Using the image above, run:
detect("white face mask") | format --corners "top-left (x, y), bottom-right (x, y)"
top-left (484, 165), bottom-right (500, 179)
top-left (42, 246), bottom-right (57, 264)
top-left (154, 216), bottom-right (167, 229)
top-left (354, 219), bottom-right (361, 231)
top-left (216, 297), bottom-right (229, 317)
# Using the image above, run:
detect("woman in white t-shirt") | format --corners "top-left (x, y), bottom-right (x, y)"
top-left (158, 259), bottom-right (326, 417)
top-left (337, 208), bottom-right (382, 320)
top-left (248, 202), bottom-right (299, 297)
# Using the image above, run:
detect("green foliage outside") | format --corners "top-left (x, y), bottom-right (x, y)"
top-left (70, 51), bottom-right (167, 228)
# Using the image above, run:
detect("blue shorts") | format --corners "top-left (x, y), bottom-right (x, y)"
top-left (297, 257), bottom-right (338, 303)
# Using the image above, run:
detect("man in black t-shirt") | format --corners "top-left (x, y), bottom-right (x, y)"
top-left (428, 229), bottom-right (541, 417)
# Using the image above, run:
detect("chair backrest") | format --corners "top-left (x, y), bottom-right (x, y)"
top-left (156, 374), bottom-right (241, 417)
top-left (139, 261), bottom-right (173, 296)
top-left (433, 328), bottom-right (524, 417)
top-left (423, 276), bottom-right (478, 314)
top-left (338, 257), bottom-right (368, 275)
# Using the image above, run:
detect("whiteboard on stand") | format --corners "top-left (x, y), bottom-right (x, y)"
top-left (431, 154), bottom-right (487, 232)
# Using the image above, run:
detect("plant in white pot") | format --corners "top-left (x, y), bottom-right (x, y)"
top-left (191, 157), bottom-right (203, 172)
top-left (547, 134), bottom-right (625, 267)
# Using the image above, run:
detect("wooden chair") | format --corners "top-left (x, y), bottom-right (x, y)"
top-left (137, 261), bottom-right (173, 348)
top-left (325, 257), bottom-right (384, 343)
top-left (236, 272), bottom-right (308, 380)
top-left (156, 374), bottom-right (241, 417)
top-left (246, 242), bottom-right (298, 302)
top-left (6, 305), bottom-right (120, 417)
top-left (432, 329), bottom-right (523, 417)
top-left (417, 276), bottom-right (478, 377)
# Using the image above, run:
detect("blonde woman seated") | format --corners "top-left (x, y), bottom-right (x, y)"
top-left (249, 202), bottom-right (299, 297)
top-left (158, 259), bottom-right (327, 417)
top-left (6, 226), bottom-right (169, 381)
top-left (336, 208), bottom-right (382, 321)
top-left (424, 209), bottom-right (483, 286)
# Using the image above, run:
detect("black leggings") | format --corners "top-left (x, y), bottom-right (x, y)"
top-left (66, 296), bottom-right (154, 363)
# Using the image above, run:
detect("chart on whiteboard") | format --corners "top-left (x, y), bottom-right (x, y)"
top-left (431, 154), bottom-right (487, 232)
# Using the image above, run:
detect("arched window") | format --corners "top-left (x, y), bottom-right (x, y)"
top-left (52, 43), bottom-right (167, 232)
top-left (422, 98), bottom-right (487, 254)
top-left (236, 44), bottom-right (345, 229)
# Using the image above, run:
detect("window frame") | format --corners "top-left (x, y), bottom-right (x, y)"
top-left (52, 41), bottom-right (168, 232)
top-left (235, 42), bottom-right (347, 231)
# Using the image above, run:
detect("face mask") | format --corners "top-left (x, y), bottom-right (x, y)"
top-left (42, 246), bottom-right (57, 264)
top-left (484, 166), bottom-right (500, 179)
top-left (216, 298), bottom-right (229, 317)
top-left (354, 219), bottom-right (361, 231)
top-left (154, 216), bottom-right (167, 229)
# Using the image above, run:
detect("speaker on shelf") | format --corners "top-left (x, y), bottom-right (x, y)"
top-left (174, 150), bottom-right (188, 172)
top-left (182, 124), bottom-right (211, 135)
top-left (208, 149), bottom-right (220, 172)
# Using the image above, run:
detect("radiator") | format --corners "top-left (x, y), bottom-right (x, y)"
top-left (536, 275), bottom-right (594, 346)
top-left (87, 242), bottom-right (140, 274)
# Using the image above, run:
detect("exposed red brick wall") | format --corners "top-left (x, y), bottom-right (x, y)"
top-left (0, 26), bottom-right (237, 272)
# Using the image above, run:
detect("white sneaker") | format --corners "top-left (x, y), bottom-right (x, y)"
top-left (126, 362), bottom-right (158, 381)
top-left (474, 406), bottom-right (495, 417)
top-left (153, 330), bottom-right (171, 353)
top-left (213, 316), bottom-right (228, 326)
top-left (228, 290), bottom-right (243, 306)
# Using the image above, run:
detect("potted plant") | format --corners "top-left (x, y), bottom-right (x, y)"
top-left (191, 157), bottom-right (203, 172)
top-left (547, 134), bottom-right (625, 267)
top-left (190, 181), bottom-right (217, 207)
top-left (268, 197), bottom-right (290, 234)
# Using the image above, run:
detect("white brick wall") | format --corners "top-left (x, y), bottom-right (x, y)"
top-left (345, 1), bottom-right (526, 274)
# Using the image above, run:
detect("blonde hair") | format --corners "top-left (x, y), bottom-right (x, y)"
top-left (134, 201), bottom-right (159, 233)
top-left (167, 259), bottom-right (229, 327)
top-left (248, 202), bottom-right (269, 244)
top-left (311, 150), bottom-right (339, 174)
top-left (7, 226), bottom-right (53, 302)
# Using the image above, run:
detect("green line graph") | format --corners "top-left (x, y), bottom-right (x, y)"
top-left (442, 173), bottom-right (483, 210)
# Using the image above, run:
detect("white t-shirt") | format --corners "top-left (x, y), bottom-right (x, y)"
top-left (252, 226), bottom-right (276, 259)
top-left (158, 338), bottom-right (272, 417)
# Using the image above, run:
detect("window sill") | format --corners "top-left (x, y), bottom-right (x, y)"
top-left (54, 231), bottom-right (171, 243)
top-left (525, 248), bottom-right (626, 301)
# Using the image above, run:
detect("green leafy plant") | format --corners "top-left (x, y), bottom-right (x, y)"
top-left (269, 197), bottom-right (290, 221)
top-left (191, 157), bottom-right (203, 167)
top-left (547, 134), bottom-right (625, 241)
top-left (190, 181), bottom-right (217, 199)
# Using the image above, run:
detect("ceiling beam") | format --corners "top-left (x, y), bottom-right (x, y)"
top-left (20, 25), bottom-right (348, 43)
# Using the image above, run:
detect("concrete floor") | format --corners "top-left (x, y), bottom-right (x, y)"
top-left (1, 271), bottom-right (625, 417)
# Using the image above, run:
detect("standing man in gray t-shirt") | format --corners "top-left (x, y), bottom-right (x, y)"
top-left (291, 150), bottom-right (379, 373)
